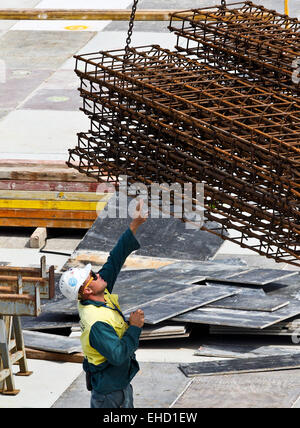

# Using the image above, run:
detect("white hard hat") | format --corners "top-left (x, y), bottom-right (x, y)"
top-left (59, 263), bottom-right (92, 300)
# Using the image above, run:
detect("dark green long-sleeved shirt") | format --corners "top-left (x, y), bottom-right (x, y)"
top-left (79, 227), bottom-right (142, 394)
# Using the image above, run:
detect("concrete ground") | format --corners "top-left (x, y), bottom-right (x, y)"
top-left (1, 224), bottom-right (299, 408)
top-left (0, 0), bottom-right (300, 409)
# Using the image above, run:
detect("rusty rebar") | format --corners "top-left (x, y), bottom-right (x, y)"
top-left (67, 6), bottom-right (300, 266)
top-left (169, 1), bottom-right (300, 96)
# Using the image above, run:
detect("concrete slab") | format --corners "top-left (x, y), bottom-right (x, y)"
top-left (0, 229), bottom-right (82, 252)
top-left (0, 359), bottom-right (82, 408)
top-left (0, 21), bottom-right (18, 35)
top-left (0, 0), bottom-right (40, 6)
top-left (0, 248), bottom-right (70, 271)
top-left (129, 0), bottom-right (209, 8)
top-left (103, 0), bottom-right (210, 33)
top-left (52, 362), bottom-right (191, 408)
top-left (136, 338), bottom-right (216, 364)
top-left (11, 20), bottom-right (111, 32)
top-left (214, 231), bottom-right (268, 257)
top-left (213, 254), bottom-right (293, 270)
top-left (38, 69), bottom-right (79, 90)
top-left (0, 231), bottom-right (32, 248)
top-left (133, 362), bottom-right (191, 408)
top-left (0, 30), bottom-right (96, 69)
top-left (51, 371), bottom-right (90, 408)
top-left (22, 88), bottom-right (81, 111)
top-left (103, 21), bottom-right (170, 33)
top-left (37, 0), bottom-right (132, 8)
top-left (61, 31), bottom-right (177, 69)
top-left (0, 109), bottom-right (12, 121)
top-left (77, 221), bottom-right (223, 261)
top-left (172, 369), bottom-right (300, 408)
top-left (0, 109), bottom-right (89, 159)
top-left (293, 396), bottom-right (300, 408)
top-left (0, 68), bottom-right (53, 109)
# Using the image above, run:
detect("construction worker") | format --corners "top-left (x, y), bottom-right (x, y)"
top-left (59, 199), bottom-right (147, 408)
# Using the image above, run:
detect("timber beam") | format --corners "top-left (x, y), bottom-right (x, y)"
top-left (0, 9), bottom-right (219, 21)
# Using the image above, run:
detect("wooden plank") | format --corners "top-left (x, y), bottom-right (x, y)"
top-left (0, 265), bottom-right (54, 300)
top-left (173, 301), bottom-right (300, 329)
top-left (25, 348), bottom-right (84, 363)
top-left (0, 9), bottom-right (269, 21)
top-left (179, 353), bottom-right (300, 378)
top-left (172, 369), bottom-right (300, 408)
top-left (0, 190), bottom-right (110, 202)
top-left (29, 227), bottom-right (47, 249)
top-left (0, 208), bottom-right (97, 220)
top-left (0, 293), bottom-right (40, 316)
top-left (0, 160), bottom-right (67, 167)
top-left (66, 252), bottom-right (178, 270)
top-left (0, 218), bottom-right (94, 228)
top-left (123, 284), bottom-right (239, 325)
top-left (0, 168), bottom-right (103, 182)
top-left (0, 275), bottom-right (46, 283)
top-left (0, 180), bottom-right (100, 192)
top-left (0, 199), bottom-right (107, 211)
top-left (0, 9), bottom-right (206, 21)
top-left (0, 286), bottom-right (14, 293)
top-left (0, 369), bottom-right (10, 383)
top-left (0, 266), bottom-right (41, 276)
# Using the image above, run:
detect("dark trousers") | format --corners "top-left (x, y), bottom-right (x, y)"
top-left (90, 384), bottom-right (134, 408)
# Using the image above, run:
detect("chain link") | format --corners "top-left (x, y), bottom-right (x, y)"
top-left (221, 0), bottom-right (227, 7)
top-left (125, 0), bottom-right (139, 58)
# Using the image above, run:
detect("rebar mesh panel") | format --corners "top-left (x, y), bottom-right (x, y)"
top-left (67, 10), bottom-right (300, 266)
top-left (169, 1), bottom-right (300, 95)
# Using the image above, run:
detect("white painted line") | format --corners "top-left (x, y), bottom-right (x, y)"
top-left (169, 379), bottom-right (194, 408)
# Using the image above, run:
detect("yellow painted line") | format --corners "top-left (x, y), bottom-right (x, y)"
top-left (0, 199), bottom-right (108, 211)
top-left (0, 190), bottom-right (112, 202)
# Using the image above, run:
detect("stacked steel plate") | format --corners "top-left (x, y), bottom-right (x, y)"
top-left (67, 2), bottom-right (300, 266)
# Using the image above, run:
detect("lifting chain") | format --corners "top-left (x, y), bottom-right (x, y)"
top-left (221, 0), bottom-right (227, 7)
top-left (125, 0), bottom-right (139, 58)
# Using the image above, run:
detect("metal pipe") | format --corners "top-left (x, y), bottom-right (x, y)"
top-left (285, 0), bottom-right (289, 16)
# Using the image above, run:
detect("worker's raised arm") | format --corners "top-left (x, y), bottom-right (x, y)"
top-left (129, 199), bottom-right (148, 235)
top-left (99, 199), bottom-right (148, 293)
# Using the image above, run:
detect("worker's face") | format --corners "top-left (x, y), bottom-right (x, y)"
top-left (83, 271), bottom-right (107, 297)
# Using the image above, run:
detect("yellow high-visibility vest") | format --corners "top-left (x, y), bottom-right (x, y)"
top-left (78, 290), bottom-right (128, 366)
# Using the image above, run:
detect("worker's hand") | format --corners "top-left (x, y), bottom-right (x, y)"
top-left (130, 199), bottom-right (148, 235)
top-left (129, 309), bottom-right (145, 328)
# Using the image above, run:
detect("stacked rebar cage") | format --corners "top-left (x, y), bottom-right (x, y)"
top-left (67, 1), bottom-right (300, 267)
